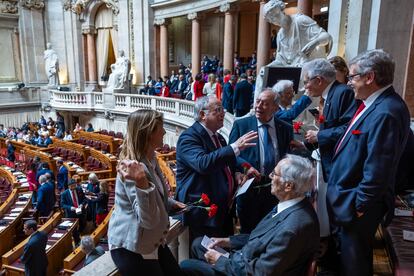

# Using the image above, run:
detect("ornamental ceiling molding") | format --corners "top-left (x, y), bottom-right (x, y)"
top-left (21, 0), bottom-right (44, 10)
top-left (0, 0), bottom-right (18, 14)
top-left (62, 0), bottom-right (119, 15)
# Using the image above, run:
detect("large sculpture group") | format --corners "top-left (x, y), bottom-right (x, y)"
top-left (255, 0), bottom-right (332, 97)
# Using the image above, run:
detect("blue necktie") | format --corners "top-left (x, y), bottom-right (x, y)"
top-left (262, 124), bottom-right (276, 176)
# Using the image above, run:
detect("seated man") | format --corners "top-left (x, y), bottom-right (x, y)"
top-left (273, 80), bottom-right (312, 125)
top-left (180, 154), bottom-right (319, 276)
top-left (80, 235), bottom-right (105, 267)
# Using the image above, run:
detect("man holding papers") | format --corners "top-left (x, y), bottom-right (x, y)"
top-left (229, 88), bottom-right (293, 233)
top-left (180, 155), bottom-right (319, 276)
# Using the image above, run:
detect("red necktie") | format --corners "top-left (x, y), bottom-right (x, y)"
top-left (71, 190), bottom-right (78, 208)
top-left (212, 134), bottom-right (234, 204)
top-left (335, 102), bottom-right (366, 154)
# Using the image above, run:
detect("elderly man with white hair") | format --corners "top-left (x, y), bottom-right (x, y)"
top-left (273, 80), bottom-right (312, 125)
top-left (180, 154), bottom-right (320, 276)
top-left (80, 235), bottom-right (105, 267)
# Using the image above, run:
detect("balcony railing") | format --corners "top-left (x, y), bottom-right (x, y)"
top-left (49, 90), bottom-right (235, 139)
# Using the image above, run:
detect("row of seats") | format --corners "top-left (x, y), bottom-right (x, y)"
top-left (100, 130), bottom-right (123, 139)
top-left (86, 156), bottom-right (109, 171)
top-left (0, 176), bottom-right (13, 203)
top-left (51, 147), bottom-right (83, 163)
top-left (156, 144), bottom-right (176, 154)
top-left (78, 137), bottom-right (110, 152)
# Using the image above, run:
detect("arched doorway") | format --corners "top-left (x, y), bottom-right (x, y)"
top-left (95, 5), bottom-right (117, 86)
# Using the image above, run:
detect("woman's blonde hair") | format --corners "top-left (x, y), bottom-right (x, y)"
top-left (208, 73), bottom-right (216, 83)
top-left (119, 109), bottom-right (163, 161)
top-left (99, 180), bottom-right (109, 194)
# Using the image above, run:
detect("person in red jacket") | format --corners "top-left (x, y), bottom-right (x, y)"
top-left (160, 82), bottom-right (170, 97)
top-left (193, 73), bottom-right (205, 101)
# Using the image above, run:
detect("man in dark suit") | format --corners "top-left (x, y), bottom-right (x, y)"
top-left (222, 75), bottom-right (236, 114)
top-left (61, 179), bottom-right (86, 244)
top-left (327, 49), bottom-right (411, 276)
top-left (273, 80), bottom-right (312, 125)
top-left (229, 89), bottom-right (293, 233)
top-left (56, 159), bottom-right (68, 191)
top-left (176, 96), bottom-right (258, 241)
top-left (303, 58), bottom-right (356, 182)
top-left (34, 175), bottom-right (55, 217)
top-left (21, 220), bottom-right (48, 276)
top-left (180, 154), bottom-right (319, 276)
top-left (173, 74), bottom-right (188, 98)
top-left (233, 73), bottom-right (253, 117)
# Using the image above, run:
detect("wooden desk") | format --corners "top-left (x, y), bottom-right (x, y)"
top-left (51, 138), bottom-right (90, 165)
top-left (2, 212), bottom-right (78, 276)
top-left (0, 190), bottom-right (31, 265)
top-left (75, 131), bottom-right (119, 155)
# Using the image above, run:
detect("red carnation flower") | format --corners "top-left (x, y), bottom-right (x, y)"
top-left (208, 204), bottom-right (218, 218)
top-left (352, 129), bottom-right (362, 135)
top-left (319, 115), bottom-right (325, 124)
top-left (201, 193), bottom-right (210, 205)
top-left (293, 121), bottom-right (303, 134)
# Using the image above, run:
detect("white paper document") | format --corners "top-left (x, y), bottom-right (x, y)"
top-left (11, 207), bottom-right (24, 212)
top-left (51, 233), bottom-right (64, 238)
top-left (59, 221), bottom-right (73, 227)
top-left (16, 201), bottom-right (27, 205)
top-left (0, 226), bottom-right (6, 231)
top-left (201, 235), bottom-right (229, 258)
top-left (45, 244), bottom-right (51, 250)
top-left (3, 216), bottom-right (15, 220)
top-left (403, 230), bottom-right (414, 242)
top-left (394, 209), bottom-right (413, 217)
top-left (235, 178), bottom-right (255, 197)
top-left (8, 213), bottom-right (18, 217)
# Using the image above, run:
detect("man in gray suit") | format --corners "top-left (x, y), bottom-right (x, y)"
top-left (180, 154), bottom-right (319, 276)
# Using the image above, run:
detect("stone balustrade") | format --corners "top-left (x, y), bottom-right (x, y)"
top-left (48, 90), bottom-right (235, 139)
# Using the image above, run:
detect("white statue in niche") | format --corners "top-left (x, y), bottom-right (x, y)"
top-left (44, 43), bottom-right (60, 87)
top-left (106, 50), bottom-right (131, 91)
top-left (255, 0), bottom-right (332, 96)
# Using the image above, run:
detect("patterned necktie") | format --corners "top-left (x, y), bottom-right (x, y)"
top-left (212, 134), bottom-right (234, 204)
top-left (335, 102), bottom-right (366, 154)
top-left (71, 190), bottom-right (78, 208)
top-left (262, 124), bottom-right (276, 176)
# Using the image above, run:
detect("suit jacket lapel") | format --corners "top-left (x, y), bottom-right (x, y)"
top-left (273, 118), bottom-right (284, 159)
top-left (323, 81), bottom-right (337, 120)
top-left (194, 122), bottom-right (217, 152)
top-left (249, 117), bottom-right (261, 165)
top-left (333, 88), bottom-right (391, 158)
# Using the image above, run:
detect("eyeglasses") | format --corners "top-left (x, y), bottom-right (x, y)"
top-left (269, 171), bottom-right (282, 179)
top-left (204, 106), bottom-right (224, 113)
top-left (347, 73), bottom-right (363, 82)
top-left (303, 76), bottom-right (319, 86)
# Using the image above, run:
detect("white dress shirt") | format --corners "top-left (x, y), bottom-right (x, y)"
top-left (273, 196), bottom-right (305, 217)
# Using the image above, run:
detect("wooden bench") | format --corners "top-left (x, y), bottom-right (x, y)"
top-left (2, 212), bottom-right (78, 276)
top-left (156, 154), bottom-right (176, 192)
top-left (73, 131), bottom-right (119, 155)
top-left (50, 138), bottom-right (90, 166)
top-left (0, 190), bottom-right (31, 266)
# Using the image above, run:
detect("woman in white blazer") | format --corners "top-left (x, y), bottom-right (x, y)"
top-left (108, 109), bottom-right (185, 275)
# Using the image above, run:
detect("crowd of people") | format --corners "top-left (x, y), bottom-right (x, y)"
top-left (107, 48), bottom-right (414, 276)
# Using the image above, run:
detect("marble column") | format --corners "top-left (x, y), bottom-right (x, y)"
top-left (256, 1), bottom-right (270, 73)
top-left (84, 28), bottom-right (97, 88)
top-left (297, 0), bottom-right (313, 17)
top-left (221, 4), bottom-right (234, 73)
top-left (155, 18), bottom-right (169, 78)
top-left (188, 13), bottom-right (201, 77)
top-left (403, 14), bottom-right (414, 116)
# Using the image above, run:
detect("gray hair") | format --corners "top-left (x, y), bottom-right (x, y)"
top-left (349, 49), bottom-right (394, 86)
top-left (44, 173), bottom-right (51, 181)
top-left (260, 88), bottom-right (280, 105)
top-left (272, 80), bottom-right (294, 94)
top-left (302, 58), bottom-right (337, 83)
top-left (39, 174), bottom-right (47, 184)
top-left (80, 236), bottom-right (95, 254)
top-left (278, 154), bottom-right (315, 197)
top-left (88, 173), bottom-right (99, 184)
top-left (194, 96), bottom-right (213, 121)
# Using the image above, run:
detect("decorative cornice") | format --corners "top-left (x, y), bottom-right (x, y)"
top-left (0, 0), bottom-right (18, 14)
top-left (21, 0), bottom-right (44, 10)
